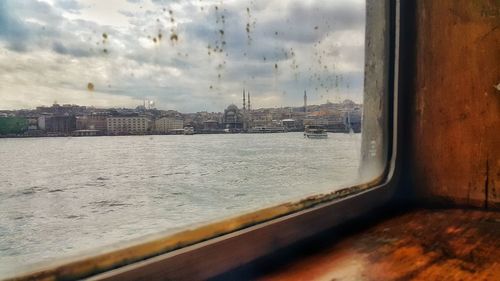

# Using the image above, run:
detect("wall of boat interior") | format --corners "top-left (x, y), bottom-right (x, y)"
top-left (408, 0), bottom-right (499, 209)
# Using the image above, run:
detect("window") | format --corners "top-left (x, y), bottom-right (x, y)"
top-left (0, 0), bottom-right (396, 279)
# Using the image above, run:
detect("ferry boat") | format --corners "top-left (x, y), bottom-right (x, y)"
top-left (304, 125), bottom-right (328, 139)
top-left (183, 126), bottom-right (194, 135)
top-left (248, 126), bottom-right (286, 133)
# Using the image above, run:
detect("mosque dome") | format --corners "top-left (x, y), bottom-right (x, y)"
top-left (226, 104), bottom-right (239, 111)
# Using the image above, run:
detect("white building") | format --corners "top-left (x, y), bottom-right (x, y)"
top-left (154, 117), bottom-right (184, 133)
top-left (38, 116), bottom-right (46, 130)
top-left (107, 116), bottom-right (151, 135)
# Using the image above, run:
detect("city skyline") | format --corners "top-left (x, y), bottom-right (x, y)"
top-left (0, 0), bottom-right (365, 112)
top-left (0, 96), bottom-right (362, 115)
top-left (0, 96), bottom-right (363, 137)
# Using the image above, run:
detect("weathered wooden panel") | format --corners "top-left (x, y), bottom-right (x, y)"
top-left (253, 209), bottom-right (500, 281)
top-left (412, 0), bottom-right (499, 208)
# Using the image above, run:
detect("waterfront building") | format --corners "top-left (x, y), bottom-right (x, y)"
top-left (303, 117), bottom-right (329, 127)
top-left (26, 117), bottom-right (39, 130)
top-left (107, 116), bottom-right (151, 135)
top-left (203, 120), bottom-right (219, 131)
top-left (154, 116), bottom-right (184, 134)
top-left (249, 110), bottom-right (272, 127)
top-left (44, 116), bottom-right (77, 134)
top-left (38, 116), bottom-right (46, 130)
top-left (222, 104), bottom-right (244, 131)
top-left (76, 114), bottom-right (108, 133)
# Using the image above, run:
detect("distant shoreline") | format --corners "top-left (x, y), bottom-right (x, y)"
top-left (0, 130), bottom-right (361, 139)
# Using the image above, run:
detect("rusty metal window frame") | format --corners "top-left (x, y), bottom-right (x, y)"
top-left (3, 0), bottom-right (401, 280)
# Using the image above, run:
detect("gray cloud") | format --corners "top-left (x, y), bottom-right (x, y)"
top-left (271, 1), bottom-right (365, 43)
top-left (0, 2), bottom-right (33, 52)
top-left (55, 0), bottom-right (83, 13)
top-left (52, 41), bottom-right (93, 57)
top-left (0, 0), bottom-right (365, 112)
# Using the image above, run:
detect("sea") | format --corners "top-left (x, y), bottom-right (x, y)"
top-left (0, 132), bottom-right (361, 276)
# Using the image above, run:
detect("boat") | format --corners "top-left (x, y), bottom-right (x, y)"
top-left (304, 125), bottom-right (328, 139)
top-left (248, 127), bottom-right (286, 133)
top-left (183, 126), bottom-right (194, 135)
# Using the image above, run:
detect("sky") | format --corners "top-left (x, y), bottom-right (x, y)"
top-left (0, 0), bottom-right (365, 112)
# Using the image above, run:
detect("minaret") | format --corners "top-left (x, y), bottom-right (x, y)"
top-left (247, 92), bottom-right (251, 111)
top-left (243, 89), bottom-right (246, 111)
top-left (304, 90), bottom-right (307, 113)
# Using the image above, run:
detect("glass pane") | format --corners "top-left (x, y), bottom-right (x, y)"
top-left (0, 0), bottom-right (371, 276)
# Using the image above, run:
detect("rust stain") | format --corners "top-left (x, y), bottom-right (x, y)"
top-left (257, 210), bottom-right (500, 281)
top-left (170, 32), bottom-right (178, 42)
top-left (101, 32), bottom-right (109, 54)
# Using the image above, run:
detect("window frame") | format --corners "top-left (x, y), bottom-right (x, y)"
top-left (3, 0), bottom-right (401, 280)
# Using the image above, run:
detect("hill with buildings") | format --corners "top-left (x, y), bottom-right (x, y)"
top-left (0, 93), bottom-right (362, 137)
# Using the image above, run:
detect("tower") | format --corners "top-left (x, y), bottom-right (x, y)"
top-left (243, 89), bottom-right (246, 111)
top-left (304, 90), bottom-right (307, 113)
top-left (248, 92), bottom-right (251, 111)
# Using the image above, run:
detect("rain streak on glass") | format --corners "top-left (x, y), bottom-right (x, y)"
top-left (0, 0), bottom-right (366, 275)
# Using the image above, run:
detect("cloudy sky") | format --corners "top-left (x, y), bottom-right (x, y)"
top-left (0, 0), bottom-right (365, 112)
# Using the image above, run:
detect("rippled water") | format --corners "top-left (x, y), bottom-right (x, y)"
top-left (0, 133), bottom-right (361, 276)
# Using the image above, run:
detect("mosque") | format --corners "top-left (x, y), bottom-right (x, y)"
top-left (222, 90), bottom-right (251, 131)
